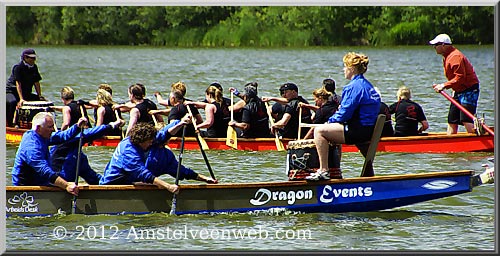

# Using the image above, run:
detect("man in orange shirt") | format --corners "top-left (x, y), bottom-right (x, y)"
top-left (430, 33), bottom-right (480, 134)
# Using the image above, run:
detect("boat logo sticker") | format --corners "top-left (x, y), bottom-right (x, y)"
top-left (421, 180), bottom-right (457, 190)
top-left (250, 188), bottom-right (313, 206)
top-left (6, 192), bottom-right (39, 213)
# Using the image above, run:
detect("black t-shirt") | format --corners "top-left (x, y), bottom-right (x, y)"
top-left (240, 98), bottom-right (271, 138)
top-left (68, 101), bottom-right (92, 128)
top-left (6, 61), bottom-right (42, 98)
top-left (135, 99), bottom-right (157, 125)
top-left (389, 99), bottom-right (427, 137)
top-left (94, 105), bottom-right (122, 136)
top-left (205, 101), bottom-right (227, 138)
top-left (282, 96), bottom-right (311, 139)
top-left (314, 99), bottom-right (339, 124)
top-left (168, 102), bottom-right (199, 137)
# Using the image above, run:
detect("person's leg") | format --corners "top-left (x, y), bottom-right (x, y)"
top-left (460, 104), bottom-right (477, 134)
top-left (447, 124), bottom-right (459, 134)
top-left (313, 123), bottom-right (344, 171)
top-left (6, 92), bottom-right (18, 127)
top-left (447, 103), bottom-right (460, 135)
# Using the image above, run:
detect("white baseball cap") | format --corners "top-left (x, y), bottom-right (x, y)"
top-left (429, 34), bottom-right (452, 45)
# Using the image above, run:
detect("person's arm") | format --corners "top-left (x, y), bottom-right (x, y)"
top-left (273, 113), bottom-right (291, 128)
top-left (229, 120), bottom-right (249, 131)
top-left (299, 102), bottom-right (319, 111)
top-left (15, 81), bottom-right (25, 107)
top-left (186, 101), bottom-right (208, 109)
top-left (197, 104), bottom-right (216, 129)
top-left (153, 177), bottom-right (178, 194)
top-left (60, 105), bottom-right (72, 130)
top-left (419, 120), bottom-right (429, 133)
top-left (262, 96), bottom-right (289, 104)
top-left (126, 108), bottom-right (139, 136)
top-left (34, 81), bottom-right (43, 100)
top-left (96, 106), bottom-right (106, 126)
top-left (154, 92), bottom-right (170, 107)
top-left (53, 176), bottom-right (79, 196)
top-left (229, 100), bottom-right (246, 113)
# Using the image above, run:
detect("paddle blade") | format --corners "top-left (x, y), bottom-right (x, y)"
top-left (226, 126), bottom-right (238, 149)
top-left (275, 136), bottom-right (285, 151)
top-left (198, 134), bottom-right (210, 150)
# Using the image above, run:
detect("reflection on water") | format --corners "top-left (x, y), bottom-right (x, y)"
top-left (4, 46), bottom-right (495, 251)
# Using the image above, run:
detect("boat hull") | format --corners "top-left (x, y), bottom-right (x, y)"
top-left (6, 127), bottom-right (493, 153)
top-left (6, 170), bottom-right (474, 217)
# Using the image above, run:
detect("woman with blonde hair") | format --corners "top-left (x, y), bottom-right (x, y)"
top-left (94, 88), bottom-right (123, 137)
top-left (188, 85), bottom-right (228, 138)
top-left (309, 52), bottom-right (381, 180)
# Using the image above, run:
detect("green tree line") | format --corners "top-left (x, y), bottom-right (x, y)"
top-left (6, 6), bottom-right (494, 47)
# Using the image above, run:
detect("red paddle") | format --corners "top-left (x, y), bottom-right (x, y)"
top-left (439, 91), bottom-right (494, 136)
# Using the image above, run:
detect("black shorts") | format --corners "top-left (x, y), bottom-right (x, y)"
top-left (448, 103), bottom-right (476, 124)
top-left (344, 125), bottom-right (374, 145)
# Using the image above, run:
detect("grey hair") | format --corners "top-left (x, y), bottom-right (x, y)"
top-left (31, 112), bottom-right (54, 130)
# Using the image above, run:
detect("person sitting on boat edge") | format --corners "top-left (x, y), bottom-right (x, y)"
top-left (228, 85), bottom-right (271, 138)
top-left (389, 86), bottom-right (428, 137)
top-left (100, 122), bottom-right (179, 193)
top-left (299, 87), bottom-right (339, 139)
top-left (146, 117), bottom-right (217, 184)
top-left (12, 112), bottom-right (87, 196)
top-left (125, 83), bottom-right (164, 136)
top-left (228, 81), bottom-right (259, 123)
top-left (50, 119), bottom-right (125, 185)
top-left (51, 86), bottom-right (92, 131)
top-left (6, 48), bottom-right (46, 127)
top-left (186, 85), bottom-right (228, 138)
top-left (166, 82), bottom-right (204, 137)
top-left (263, 82), bottom-right (312, 139)
top-left (94, 87), bottom-right (123, 137)
top-left (310, 52), bottom-right (381, 181)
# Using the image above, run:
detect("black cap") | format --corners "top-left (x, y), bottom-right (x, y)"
top-left (280, 82), bottom-right (298, 92)
top-left (22, 49), bottom-right (37, 58)
top-left (241, 85), bottom-right (257, 98)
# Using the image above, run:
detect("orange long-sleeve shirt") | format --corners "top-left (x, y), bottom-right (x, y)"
top-left (442, 47), bottom-right (479, 93)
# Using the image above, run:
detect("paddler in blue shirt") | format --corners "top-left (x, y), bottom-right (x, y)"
top-left (309, 52), bottom-right (381, 181)
top-left (12, 112), bottom-right (87, 196)
top-left (100, 117), bottom-right (216, 192)
top-left (50, 118), bottom-right (125, 185)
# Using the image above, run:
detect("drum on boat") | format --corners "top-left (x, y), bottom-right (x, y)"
top-left (17, 101), bottom-right (54, 129)
top-left (286, 139), bottom-right (342, 180)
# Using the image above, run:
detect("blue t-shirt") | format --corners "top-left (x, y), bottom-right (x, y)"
top-left (328, 74), bottom-right (380, 128)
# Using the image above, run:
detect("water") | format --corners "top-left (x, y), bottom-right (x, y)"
top-left (3, 45), bottom-right (495, 251)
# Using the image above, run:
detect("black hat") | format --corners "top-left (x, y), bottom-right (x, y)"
top-left (241, 85), bottom-right (257, 98)
top-left (280, 82), bottom-right (298, 92)
top-left (22, 49), bottom-right (37, 58)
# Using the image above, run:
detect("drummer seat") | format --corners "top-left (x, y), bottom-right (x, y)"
top-left (355, 114), bottom-right (386, 177)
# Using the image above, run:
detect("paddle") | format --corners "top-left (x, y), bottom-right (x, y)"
top-left (186, 105), bottom-right (210, 150)
top-left (71, 105), bottom-right (86, 214)
top-left (170, 125), bottom-right (186, 215)
top-left (439, 91), bottom-right (494, 136)
top-left (264, 101), bottom-right (285, 151)
top-left (186, 105), bottom-right (216, 180)
top-left (298, 106), bottom-right (302, 140)
top-left (226, 92), bottom-right (238, 149)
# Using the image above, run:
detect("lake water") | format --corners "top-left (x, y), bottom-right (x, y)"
top-left (3, 45), bottom-right (496, 252)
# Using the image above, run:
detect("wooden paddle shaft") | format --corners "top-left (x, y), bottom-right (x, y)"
top-left (440, 91), bottom-right (494, 136)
